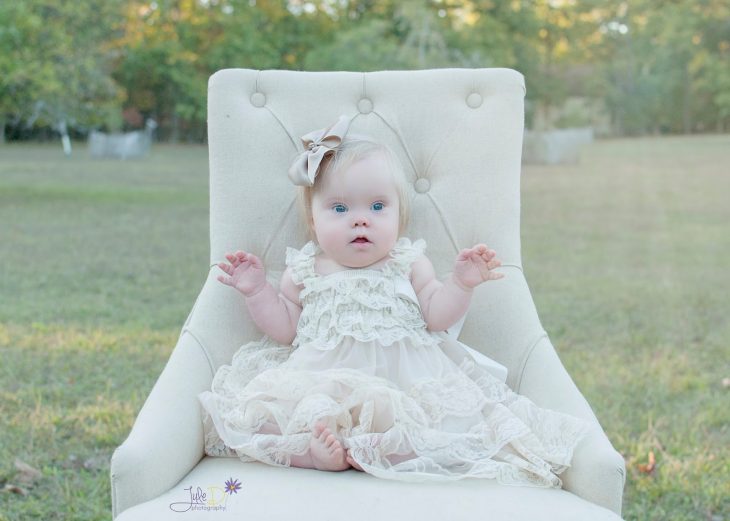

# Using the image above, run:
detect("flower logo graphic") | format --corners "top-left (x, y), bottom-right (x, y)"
top-left (224, 478), bottom-right (242, 495)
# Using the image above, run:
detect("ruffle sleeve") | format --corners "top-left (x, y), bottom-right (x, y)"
top-left (384, 237), bottom-right (427, 277)
top-left (285, 241), bottom-right (318, 285)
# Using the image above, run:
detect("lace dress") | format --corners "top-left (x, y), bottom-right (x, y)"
top-left (197, 237), bottom-right (593, 487)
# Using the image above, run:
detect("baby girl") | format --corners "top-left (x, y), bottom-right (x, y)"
top-left (198, 114), bottom-right (591, 485)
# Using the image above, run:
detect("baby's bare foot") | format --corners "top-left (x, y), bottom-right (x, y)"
top-left (309, 421), bottom-right (350, 472)
top-left (346, 449), bottom-right (365, 471)
top-left (345, 433), bottom-right (387, 472)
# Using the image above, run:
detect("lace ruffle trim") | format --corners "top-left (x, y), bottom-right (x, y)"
top-left (294, 279), bottom-right (435, 350)
top-left (201, 358), bottom-right (593, 487)
top-left (285, 241), bottom-right (318, 286)
top-left (299, 268), bottom-right (399, 301)
top-left (295, 324), bottom-right (443, 351)
top-left (382, 237), bottom-right (426, 278)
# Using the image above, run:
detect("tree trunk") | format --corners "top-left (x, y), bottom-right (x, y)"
top-left (58, 119), bottom-right (72, 156)
top-left (170, 113), bottom-right (180, 144)
top-left (682, 68), bottom-right (692, 134)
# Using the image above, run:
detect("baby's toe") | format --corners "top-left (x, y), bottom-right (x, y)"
top-left (346, 453), bottom-right (364, 472)
top-left (312, 422), bottom-right (326, 437)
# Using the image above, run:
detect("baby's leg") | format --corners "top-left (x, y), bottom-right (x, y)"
top-left (387, 451), bottom-right (418, 465)
top-left (256, 421), bottom-right (316, 468)
top-left (257, 421), bottom-right (282, 435)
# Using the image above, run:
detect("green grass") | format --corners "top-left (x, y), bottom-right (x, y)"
top-left (1, 137), bottom-right (729, 520)
top-left (521, 135), bottom-right (730, 520)
top-left (0, 144), bottom-right (210, 328)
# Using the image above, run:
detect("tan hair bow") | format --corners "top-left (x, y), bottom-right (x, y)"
top-left (287, 114), bottom-right (352, 187)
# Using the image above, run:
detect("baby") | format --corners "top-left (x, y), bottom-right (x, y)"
top-left (203, 114), bottom-right (590, 485)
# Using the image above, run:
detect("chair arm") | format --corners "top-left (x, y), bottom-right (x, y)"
top-left (517, 334), bottom-right (626, 517)
top-left (110, 269), bottom-right (262, 518)
top-left (110, 329), bottom-right (213, 518)
top-left (457, 267), bottom-right (625, 513)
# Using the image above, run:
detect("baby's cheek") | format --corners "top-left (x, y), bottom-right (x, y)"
top-left (316, 224), bottom-right (343, 245)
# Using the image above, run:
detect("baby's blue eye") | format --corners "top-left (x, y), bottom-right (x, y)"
top-left (332, 204), bottom-right (347, 213)
top-left (372, 202), bottom-right (384, 211)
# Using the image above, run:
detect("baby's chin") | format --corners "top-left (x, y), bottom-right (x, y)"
top-left (340, 246), bottom-right (395, 268)
top-left (318, 237), bottom-right (398, 268)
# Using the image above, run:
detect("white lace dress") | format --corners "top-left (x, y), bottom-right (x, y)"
top-left (198, 237), bottom-right (593, 487)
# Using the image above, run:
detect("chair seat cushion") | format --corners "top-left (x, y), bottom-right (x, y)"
top-left (116, 456), bottom-right (622, 520)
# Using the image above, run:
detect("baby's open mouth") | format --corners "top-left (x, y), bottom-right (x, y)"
top-left (352, 237), bottom-right (370, 243)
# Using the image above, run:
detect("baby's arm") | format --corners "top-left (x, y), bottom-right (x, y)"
top-left (411, 255), bottom-right (473, 332)
top-left (217, 250), bottom-right (302, 344)
top-left (244, 267), bottom-right (302, 345)
top-left (411, 245), bottom-right (504, 332)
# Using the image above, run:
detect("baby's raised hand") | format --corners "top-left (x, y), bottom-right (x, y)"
top-left (452, 244), bottom-right (505, 290)
top-left (217, 250), bottom-right (267, 297)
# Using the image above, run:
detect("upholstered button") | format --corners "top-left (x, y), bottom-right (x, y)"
top-left (358, 98), bottom-right (373, 114)
top-left (414, 178), bottom-right (430, 193)
top-left (251, 92), bottom-right (266, 107)
top-left (466, 92), bottom-right (483, 108)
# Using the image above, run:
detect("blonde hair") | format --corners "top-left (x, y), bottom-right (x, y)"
top-left (295, 135), bottom-right (411, 241)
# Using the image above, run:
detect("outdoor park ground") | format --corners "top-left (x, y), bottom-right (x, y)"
top-left (0, 135), bottom-right (728, 520)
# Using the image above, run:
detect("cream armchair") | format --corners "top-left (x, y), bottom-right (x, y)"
top-left (110, 68), bottom-right (626, 520)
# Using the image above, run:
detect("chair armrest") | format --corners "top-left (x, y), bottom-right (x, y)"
top-left (110, 329), bottom-right (213, 518)
top-left (517, 334), bottom-right (626, 516)
top-left (460, 269), bottom-right (625, 515)
top-left (110, 269), bottom-right (262, 518)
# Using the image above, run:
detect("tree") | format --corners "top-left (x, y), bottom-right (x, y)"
top-left (112, 0), bottom-right (336, 141)
top-left (0, 1), bottom-right (126, 144)
top-left (573, 0), bottom-right (730, 134)
top-left (2, 0), bottom-right (728, 141)
top-left (303, 0), bottom-right (456, 71)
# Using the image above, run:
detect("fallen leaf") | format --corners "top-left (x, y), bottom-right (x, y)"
top-left (637, 450), bottom-right (656, 474)
top-left (14, 459), bottom-right (42, 487)
top-left (3, 483), bottom-right (29, 496)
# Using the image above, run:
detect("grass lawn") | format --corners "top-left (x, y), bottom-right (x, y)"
top-left (1, 136), bottom-right (728, 520)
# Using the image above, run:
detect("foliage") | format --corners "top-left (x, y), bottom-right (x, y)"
top-left (1, 0), bottom-right (729, 140)
top-left (0, 1), bottom-right (126, 134)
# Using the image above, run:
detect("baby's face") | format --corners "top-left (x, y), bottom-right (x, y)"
top-left (311, 152), bottom-right (400, 269)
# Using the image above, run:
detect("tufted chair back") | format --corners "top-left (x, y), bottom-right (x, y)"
top-left (189, 67), bottom-right (543, 392)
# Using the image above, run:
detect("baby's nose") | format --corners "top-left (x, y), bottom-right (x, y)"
top-left (352, 215), bottom-right (369, 226)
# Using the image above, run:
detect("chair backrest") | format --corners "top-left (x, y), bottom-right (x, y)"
top-left (204, 68), bottom-right (534, 387)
